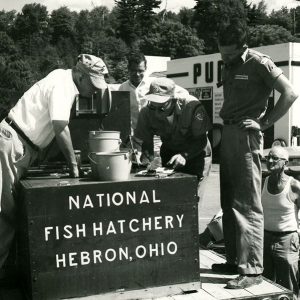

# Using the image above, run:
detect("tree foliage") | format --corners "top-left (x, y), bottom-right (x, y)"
top-left (140, 21), bottom-right (205, 58)
top-left (246, 0), bottom-right (268, 26)
top-left (0, 1), bottom-right (299, 113)
top-left (193, 0), bottom-right (247, 53)
top-left (247, 24), bottom-right (295, 47)
top-left (268, 7), bottom-right (293, 32)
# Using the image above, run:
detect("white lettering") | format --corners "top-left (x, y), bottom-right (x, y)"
top-left (97, 194), bottom-right (104, 207)
top-left (161, 242), bottom-right (165, 256)
top-left (45, 226), bottom-right (53, 241)
top-left (119, 247), bottom-right (129, 260)
top-left (136, 245), bottom-right (146, 258)
top-left (176, 214), bottom-right (184, 228)
top-left (81, 251), bottom-right (90, 265)
top-left (56, 254), bottom-right (66, 268)
top-left (93, 250), bottom-right (102, 263)
top-left (117, 220), bottom-right (126, 233)
top-left (76, 224), bottom-right (86, 238)
top-left (142, 217), bottom-right (151, 231)
top-left (112, 192), bottom-right (123, 206)
top-left (55, 226), bottom-right (59, 240)
top-left (69, 196), bottom-right (79, 210)
top-left (129, 219), bottom-right (139, 232)
top-left (63, 225), bottom-right (73, 239)
top-left (167, 242), bottom-right (177, 255)
top-left (105, 249), bottom-right (116, 262)
top-left (69, 252), bottom-right (78, 266)
top-left (126, 191), bottom-right (136, 205)
top-left (165, 216), bottom-right (174, 229)
top-left (154, 216), bottom-right (163, 230)
top-left (93, 222), bottom-right (103, 236)
top-left (139, 191), bottom-right (150, 204)
top-left (106, 221), bottom-right (117, 235)
top-left (152, 190), bottom-right (161, 203)
top-left (149, 243), bottom-right (159, 257)
top-left (83, 195), bottom-right (93, 208)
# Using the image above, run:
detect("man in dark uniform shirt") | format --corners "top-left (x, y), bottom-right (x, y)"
top-left (134, 77), bottom-right (212, 220)
top-left (211, 20), bottom-right (298, 289)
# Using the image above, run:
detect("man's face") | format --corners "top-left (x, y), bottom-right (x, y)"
top-left (266, 148), bottom-right (288, 173)
top-left (128, 61), bottom-right (146, 87)
top-left (147, 99), bottom-right (175, 119)
top-left (218, 44), bottom-right (244, 66)
top-left (78, 74), bottom-right (99, 98)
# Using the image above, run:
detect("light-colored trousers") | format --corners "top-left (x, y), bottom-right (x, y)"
top-left (220, 124), bottom-right (264, 275)
top-left (0, 120), bottom-right (37, 268)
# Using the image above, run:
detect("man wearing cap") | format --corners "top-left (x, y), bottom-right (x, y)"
top-left (119, 52), bottom-right (189, 134)
top-left (0, 54), bottom-right (108, 272)
top-left (134, 77), bottom-right (212, 215)
top-left (117, 52), bottom-right (190, 156)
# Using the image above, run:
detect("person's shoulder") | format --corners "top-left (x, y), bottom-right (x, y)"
top-left (290, 177), bottom-right (300, 193)
top-left (247, 49), bottom-right (272, 65)
top-left (39, 69), bottom-right (71, 84)
top-left (174, 84), bottom-right (189, 98)
top-left (118, 80), bottom-right (131, 90)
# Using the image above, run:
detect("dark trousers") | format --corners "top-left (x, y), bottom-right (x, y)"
top-left (264, 231), bottom-right (299, 299)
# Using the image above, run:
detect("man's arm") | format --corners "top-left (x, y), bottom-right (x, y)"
top-left (52, 120), bottom-right (79, 178)
top-left (260, 74), bottom-right (298, 131)
top-left (239, 74), bottom-right (298, 131)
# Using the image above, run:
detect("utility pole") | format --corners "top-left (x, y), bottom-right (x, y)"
top-left (295, 0), bottom-right (300, 35)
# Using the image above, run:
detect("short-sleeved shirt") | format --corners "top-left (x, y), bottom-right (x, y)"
top-left (135, 96), bottom-right (212, 160)
top-left (9, 69), bottom-right (78, 148)
top-left (220, 48), bottom-right (283, 120)
top-left (119, 76), bottom-right (152, 131)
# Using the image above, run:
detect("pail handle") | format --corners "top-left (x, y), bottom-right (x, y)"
top-left (88, 152), bottom-right (130, 164)
top-left (88, 153), bottom-right (98, 165)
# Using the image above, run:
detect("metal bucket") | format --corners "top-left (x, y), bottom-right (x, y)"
top-left (89, 151), bottom-right (132, 181)
top-left (88, 130), bottom-right (121, 153)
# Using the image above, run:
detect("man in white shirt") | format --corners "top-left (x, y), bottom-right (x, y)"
top-left (0, 54), bottom-right (109, 271)
top-left (118, 52), bottom-right (151, 133)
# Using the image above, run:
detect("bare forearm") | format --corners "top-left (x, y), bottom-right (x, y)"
top-left (53, 120), bottom-right (78, 177)
top-left (55, 128), bottom-right (76, 165)
top-left (261, 75), bottom-right (298, 131)
top-left (261, 92), bottom-right (298, 131)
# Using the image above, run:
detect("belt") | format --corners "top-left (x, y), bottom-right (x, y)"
top-left (223, 119), bottom-right (238, 125)
top-left (264, 229), bottom-right (297, 236)
top-left (5, 117), bottom-right (39, 152)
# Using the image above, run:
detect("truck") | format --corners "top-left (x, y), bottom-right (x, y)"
top-left (166, 42), bottom-right (300, 154)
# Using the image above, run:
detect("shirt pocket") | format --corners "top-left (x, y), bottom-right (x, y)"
top-left (232, 79), bottom-right (249, 90)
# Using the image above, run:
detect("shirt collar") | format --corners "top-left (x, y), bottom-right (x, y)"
top-left (241, 48), bottom-right (248, 62)
top-left (129, 74), bottom-right (149, 89)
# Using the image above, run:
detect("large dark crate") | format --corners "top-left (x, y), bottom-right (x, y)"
top-left (18, 174), bottom-right (199, 300)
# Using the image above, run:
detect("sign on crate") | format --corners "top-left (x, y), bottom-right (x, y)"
top-left (18, 175), bottom-right (199, 299)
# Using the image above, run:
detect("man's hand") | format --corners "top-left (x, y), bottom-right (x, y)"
top-left (140, 150), bottom-right (154, 167)
top-left (167, 154), bottom-right (186, 169)
top-left (69, 163), bottom-right (79, 178)
top-left (238, 117), bottom-right (261, 131)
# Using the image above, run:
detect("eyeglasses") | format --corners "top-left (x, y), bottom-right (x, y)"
top-left (265, 155), bottom-right (287, 162)
top-left (147, 100), bottom-right (172, 112)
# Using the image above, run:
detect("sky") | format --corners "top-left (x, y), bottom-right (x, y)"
top-left (0, 0), bottom-right (299, 14)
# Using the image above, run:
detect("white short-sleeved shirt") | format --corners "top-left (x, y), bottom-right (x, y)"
top-left (118, 76), bottom-right (189, 131)
top-left (9, 69), bottom-right (78, 148)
